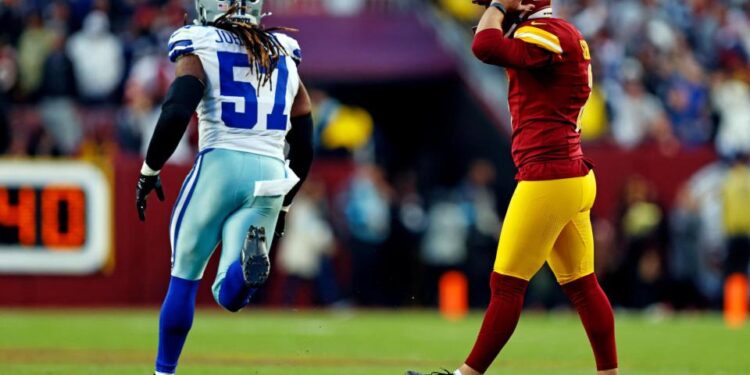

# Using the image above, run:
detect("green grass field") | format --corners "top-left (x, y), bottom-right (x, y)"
top-left (0, 309), bottom-right (747, 374)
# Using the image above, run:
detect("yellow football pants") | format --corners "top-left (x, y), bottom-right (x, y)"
top-left (494, 171), bottom-right (597, 285)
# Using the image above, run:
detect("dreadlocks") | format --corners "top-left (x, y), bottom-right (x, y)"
top-left (213, 4), bottom-right (296, 87)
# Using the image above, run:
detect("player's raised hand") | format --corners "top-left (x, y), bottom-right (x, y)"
top-left (136, 174), bottom-right (165, 222)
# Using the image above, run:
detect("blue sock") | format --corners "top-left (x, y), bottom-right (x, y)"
top-left (218, 260), bottom-right (257, 312)
top-left (156, 276), bottom-right (200, 374)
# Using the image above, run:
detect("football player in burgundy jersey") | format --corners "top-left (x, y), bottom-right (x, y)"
top-left (407, 1), bottom-right (618, 374)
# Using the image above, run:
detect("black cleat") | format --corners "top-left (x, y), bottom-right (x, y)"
top-left (240, 226), bottom-right (270, 287)
top-left (405, 370), bottom-right (454, 375)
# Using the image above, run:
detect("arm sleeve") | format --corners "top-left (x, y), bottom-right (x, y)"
top-left (472, 28), bottom-right (560, 69)
top-left (144, 75), bottom-right (204, 171)
top-left (283, 113), bottom-right (314, 206)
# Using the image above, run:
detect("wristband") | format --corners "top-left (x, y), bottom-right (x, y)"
top-left (489, 1), bottom-right (507, 15)
top-left (140, 162), bottom-right (160, 176)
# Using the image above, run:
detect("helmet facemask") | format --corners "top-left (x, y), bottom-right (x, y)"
top-left (195, 0), bottom-right (267, 26)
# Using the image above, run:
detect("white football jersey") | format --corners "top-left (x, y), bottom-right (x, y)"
top-left (167, 25), bottom-right (302, 161)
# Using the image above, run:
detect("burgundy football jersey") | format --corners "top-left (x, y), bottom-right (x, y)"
top-left (473, 17), bottom-right (594, 181)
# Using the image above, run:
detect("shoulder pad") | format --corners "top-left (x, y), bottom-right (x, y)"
top-left (513, 25), bottom-right (563, 55)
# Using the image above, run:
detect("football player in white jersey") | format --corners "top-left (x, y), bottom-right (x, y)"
top-left (134, 1), bottom-right (313, 374)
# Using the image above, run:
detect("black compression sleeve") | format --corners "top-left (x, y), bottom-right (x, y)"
top-left (144, 75), bottom-right (204, 171)
top-left (284, 113), bottom-right (314, 206)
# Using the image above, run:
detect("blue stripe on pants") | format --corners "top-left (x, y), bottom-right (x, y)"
top-left (173, 156), bottom-right (204, 256)
top-left (170, 149), bottom-right (213, 266)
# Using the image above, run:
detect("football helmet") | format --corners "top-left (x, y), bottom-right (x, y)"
top-left (195, 0), bottom-right (265, 25)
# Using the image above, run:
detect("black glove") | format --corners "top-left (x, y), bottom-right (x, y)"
top-left (136, 174), bottom-right (165, 222)
top-left (274, 210), bottom-right (287, 239)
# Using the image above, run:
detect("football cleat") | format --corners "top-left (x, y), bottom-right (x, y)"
top-left (240, 226), bottom-right (270, 287)
top-left (404, 370), bottom-right (454, 375)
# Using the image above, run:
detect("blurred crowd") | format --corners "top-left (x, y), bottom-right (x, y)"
top-left (0, 0), bottom-right (748, 310)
